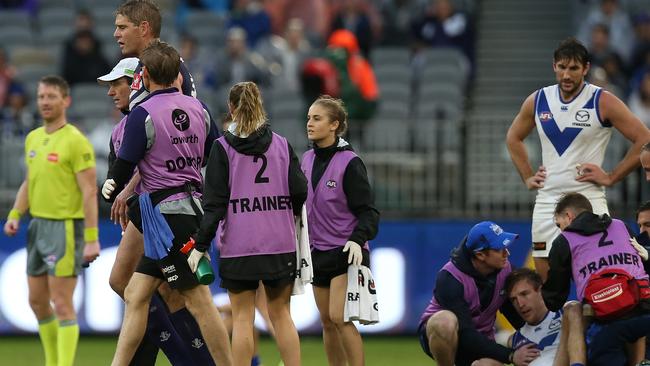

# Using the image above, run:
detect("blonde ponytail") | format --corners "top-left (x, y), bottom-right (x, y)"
top-left (229, 82), bottom-right (267, 137)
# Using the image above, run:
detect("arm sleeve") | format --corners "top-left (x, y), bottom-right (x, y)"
top-left (180, 61), bottom-right (197, 97)
top-left (107, 138), bottom-right (116, 179)
top-left (542, 235), bottom-right (573, 311)
top-left (342, 157), bottom-right (380, 244)
top-left (287, 143), bottom-right (307, 216)
top-left (117, 106), bottom-right (148, 164)
top-left (195, 141), bottom-right (230, 252)
top-left (70, 135), bottom-right (96, 173)
top-left (201, 101), bottom-right (220, 166)
top-left (435, 271), bottom-right (513, 363)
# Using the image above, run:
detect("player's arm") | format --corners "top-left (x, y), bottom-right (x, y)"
top-left (577, 90), bottom-right (650, 187)
top-left (76, 166), bottom-right (100, 263)
top-left (4, 179), bottom-right (29, 236)
top-left (288, 143), bottom-right (307, 216)
top-left (542, 235), bottom-right (572, 311)
top-left (342, 156), bottom-right (379, 244)
top-left (506, 92), bottom-right (546, 190)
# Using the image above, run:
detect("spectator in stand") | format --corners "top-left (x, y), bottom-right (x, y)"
top-left (329, 0), bottom-right (375, 59)
top-left (411, 0), bottom-right (474, 69)
top-left (378, 0), bottom-right (424, 46)
top-left (587, 23), bottom-right (617, 68)
top-left (631, 14), bottom-right (650, 76)
top-left (0, 82), bottom-right (35, 137)
top-left (227, 0), bottom-right (272, 48)
top-left (214, 27), bottom-right (270, 92)
top-left (257, 18), bottom-right (312, 92)
top-left (577, 0), bottom-right (634, 63)
top-left (630, 70), bottom-right (650, 127)
top-left (62, 30), bottom-right (110, 86)
top-left (0, 48), bottom-right (17, 110)
top-left (264, 0), bottom-right (330, 45)
top-left (179, 33), bottom-right (217, 93)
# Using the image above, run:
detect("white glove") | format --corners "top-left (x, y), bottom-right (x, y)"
top-left (187, 248), bottom-right (210, 273)
top-left (102, 179), bottom-right (116, 200)
top-left (631, 237), bottom-right (649, 261)
top-left (343, 241), bottom-right (363, 266)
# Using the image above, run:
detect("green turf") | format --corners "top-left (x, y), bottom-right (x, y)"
top-left (0, 335), bottom-right (434, 365)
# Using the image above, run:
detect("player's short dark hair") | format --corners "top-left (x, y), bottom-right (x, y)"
top-left (554, 37), bottom-right (590, 67)
top-left (115, 0), bottom-right (161, 38)
top-left (39, 75), bottom-right (70, 97)
top-left (554, 192), bottom-right (593, 216)
top-left (637, 201), bottom-right (650, 220)
top-left (140, 40), bottom-right (180, 86)
top-left (505, 268), bottom-right (543, 296)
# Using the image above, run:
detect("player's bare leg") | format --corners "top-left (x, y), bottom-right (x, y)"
top-left (426, 310), bottom-right (458, 366)
top-left (533, 255), bottom-right (550, 282)
top-left (329, 273), bottom-right (365, 366)
top-left (229, 288), bottom-right (258, 366)
top-left (314, 285), bottom-right (347, 366)
top-left (109, 222), bottom-right (143, 298)
top-left (111, 273), bottom-right (162, 366)
top-left (265, 283), bottom-right (301, 366)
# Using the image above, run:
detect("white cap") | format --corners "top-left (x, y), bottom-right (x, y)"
top-left (97, 57), bottom-right (139, 82)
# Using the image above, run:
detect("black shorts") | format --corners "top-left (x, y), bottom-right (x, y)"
top-left (311, 246), bottom-right (370, 287)
top-left (417, 321), bottom-right (433, 358)
top-left (221, 276), bottom-right (294, 292)
top-left (130, 201), bottom-right (202, 290)
top-left (219, 252), bottom-right (296, 291)
top-left (418, 315), bottom-right (480, 366)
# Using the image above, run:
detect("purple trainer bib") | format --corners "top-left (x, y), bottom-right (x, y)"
top-left (419, 261), bottom-right (512, 338)
top-left (302, 149), bottom-right (368, 251)
top-left (217, 132), bottom-right (296, 258)
top-left (565, 218), bottom-right (647, 300)
top-left (136, 92), bottom-right (206, 195)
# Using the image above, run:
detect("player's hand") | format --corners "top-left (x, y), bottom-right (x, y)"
top-left (631, 237), bottom-right (649, 261)
top-left (111, 188), bottom-right (132, 230)
top-left (102, 179), bottom-right (116, 200)
top-left (187, 248), bottom-right (210, 273)
top-left (575, 163), bottom-right (612, 186)
top-left (343, 241), bottom-right (363, 266)
top-left (525, 165), bottom-right (546, 190)
top-left (83, 241), bottom-right (101, 264)
top-left (3, 219), bottom-right (19, 237)
top-left (512, 343), bottom-right (541, 366)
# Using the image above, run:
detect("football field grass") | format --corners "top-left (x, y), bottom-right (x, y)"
top-left (0, 335), bottom-right (434, 365)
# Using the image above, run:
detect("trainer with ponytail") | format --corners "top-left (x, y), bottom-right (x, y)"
top-left (193, 81), bottom-right (307, 366)
top-left (302, 95), bottom-right (379, 366)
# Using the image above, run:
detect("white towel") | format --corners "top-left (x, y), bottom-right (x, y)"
top-left (344, 264), bottom-right (379, 325)
top-left (292, 204), bottom-right (313, 295)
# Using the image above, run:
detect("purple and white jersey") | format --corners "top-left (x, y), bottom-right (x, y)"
top-left (135, 91), bottom-right (206, 196)
top-left (566, 218), bottom-right (647, 300)
top-left (302, 149), bottom-right (367, 251)
top-left (129, 59), bottom-right (196, 111)
top-left (217, 132), bottom-right (296, 258)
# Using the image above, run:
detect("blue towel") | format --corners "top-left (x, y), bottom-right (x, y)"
top-left (139, 193), bottom-right (175, 259)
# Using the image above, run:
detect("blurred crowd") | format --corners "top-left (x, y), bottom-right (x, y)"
top-left (0, 0), bottom-right (477, 140)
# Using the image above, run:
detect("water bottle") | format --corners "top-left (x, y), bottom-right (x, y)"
top-left (181, 238), bottom-right (215, 285)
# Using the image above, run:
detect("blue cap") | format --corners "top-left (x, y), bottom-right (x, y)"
top-left (466, 221), bottom-right (519, 252)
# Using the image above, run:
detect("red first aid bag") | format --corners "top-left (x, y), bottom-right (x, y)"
top-left (583, 268), bottom-right (643, 321)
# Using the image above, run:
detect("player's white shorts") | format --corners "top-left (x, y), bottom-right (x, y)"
top-left (532, 197), bottom-right (608, 257)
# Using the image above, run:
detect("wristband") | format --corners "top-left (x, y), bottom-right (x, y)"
top-left (84, 227), bottom-right (99, 243)
top-left (7, 209), bottom-right (21, 221)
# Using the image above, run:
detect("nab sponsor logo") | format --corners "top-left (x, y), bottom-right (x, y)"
top-left (538, 111), bottom-right (553, 121)
top-left (326, 180), bottom-right (337, 188)
top-left (172, 109), bottom-right (190, 131)
top-left (47, 153), bottom-right (59, 163)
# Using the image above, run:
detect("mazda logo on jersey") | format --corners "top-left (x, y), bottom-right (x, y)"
top-left (172, 109), bottom-right (190, 131)
top-left (575, 109), bottom-right (590, 122)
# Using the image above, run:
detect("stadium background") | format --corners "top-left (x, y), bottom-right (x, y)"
top-left (1, 0), bottom-right (650, 364)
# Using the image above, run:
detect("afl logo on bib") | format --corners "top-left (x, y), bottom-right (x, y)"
top-left (172, 109), bottom-right (190, 131)
top-left (326, 180), bottom-right (337, 188)
top-left (539, 111), bottom-right (553, 121)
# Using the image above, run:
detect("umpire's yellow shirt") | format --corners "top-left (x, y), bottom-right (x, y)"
top-left (25, 124), bottom-right (96, 219)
